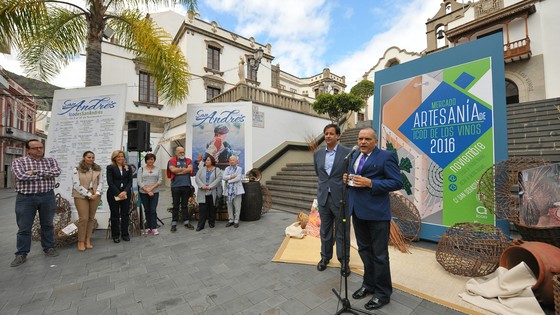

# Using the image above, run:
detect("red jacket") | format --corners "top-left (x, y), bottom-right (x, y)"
top-left (167, 157), bottom-right (192, 180)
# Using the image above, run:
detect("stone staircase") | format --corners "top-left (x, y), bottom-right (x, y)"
top-left (266, 97), bottom-right (560, 214)
top-left (265, 127), bottom-right (360, 214)
top-left (506, 98), bottom-right (560, 163)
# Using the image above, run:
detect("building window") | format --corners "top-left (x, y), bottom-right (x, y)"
top-left (505, 79), bottom-right (519, 104)
top-left (207, 87), bottom-right (221, 100)
top-left (445, 3), bottom-right (452, 14)
top-left (139, 71), bottom-right (158, 104)
top-left (27, 114), bottom-right (33, 133)
top-left (6, 101), bottom-right (13, 127)
top-left (436, 25), bottom-right (446, 48)
top-left (207, 46), bottom-right (220, 71)
top-left (17, 109), bottom-right (24, 130)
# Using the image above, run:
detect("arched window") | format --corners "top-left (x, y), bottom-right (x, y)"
top-left (505, 79), bottom-right (519, 104)
top-left (436, 25), bottom-right (446, 49)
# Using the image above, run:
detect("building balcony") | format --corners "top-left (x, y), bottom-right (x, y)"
top-left (207, 83), bottom-right (325, 118)
top-left (504, 37), bottom-right (531, 63)
top-left (2, 126), bottom-right (36, 142)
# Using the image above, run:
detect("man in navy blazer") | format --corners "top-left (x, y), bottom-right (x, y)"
top-left (345, 127), bottom-right (403, 310)
top-left (313, 124), bottom-right (351, 275)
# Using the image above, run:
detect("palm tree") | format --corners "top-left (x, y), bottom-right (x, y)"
top-left (0, 0), bottom-right (197, 105)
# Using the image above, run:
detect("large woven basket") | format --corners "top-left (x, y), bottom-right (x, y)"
top-left (553, 274), bottom-right (560, 315)
top-left (436, 222), bottom-right (511, 277)
top-left (514, 223), bottom-right (560, 248)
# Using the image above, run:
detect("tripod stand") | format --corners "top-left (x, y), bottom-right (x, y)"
top-left (331, 159), bottom-right (371, 315)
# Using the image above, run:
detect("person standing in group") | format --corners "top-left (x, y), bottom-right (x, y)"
top-left (195, 155), bottom-right (223, 231)
top-left (345, 128), bottom-right (403, 311)
top-left (167, 146), bottom-right (195, 232)
top-left (106, 150), bottom-right (132, 243)
top-left (313, 124), bottom-right (352, 276)
top-left (72, 151), bottom-right (103, 251)
top-left (10, 139), bottom-right (61, 267)
top-left (138, 153), bottom-right (162, 235)
top-left (222, 156), bottom-right (244, 228)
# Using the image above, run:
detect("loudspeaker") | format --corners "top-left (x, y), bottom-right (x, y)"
top-left (127, 120), bottom-right (151, 151)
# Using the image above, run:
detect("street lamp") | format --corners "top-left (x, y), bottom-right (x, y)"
top-left (249, 47), bottom-right (264, 81)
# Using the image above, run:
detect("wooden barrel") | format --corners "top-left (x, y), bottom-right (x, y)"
top-left (241, 182), bottom-right (262, 221)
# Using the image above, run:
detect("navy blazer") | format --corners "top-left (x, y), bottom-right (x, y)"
top-left (347, 147), bottom-right (403, 221)
top-left (313, 144), bottom-right (351, 208)
top-left (106, 164), bottom-right (133, 197)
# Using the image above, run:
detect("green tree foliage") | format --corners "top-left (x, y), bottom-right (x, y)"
top-left (350, 79), bottom-right (374, 102)
top-left (0, 0), bottom-right (197, 105)
top-left (311, 92), bottom-right (365, 123)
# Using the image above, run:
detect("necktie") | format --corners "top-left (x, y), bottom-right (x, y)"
top-left (357, 154), bottom-right (368, 174)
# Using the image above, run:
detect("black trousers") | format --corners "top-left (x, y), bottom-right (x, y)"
top-left (197, 195), bottom-right (216, 229)
top-left (107, 192), bottom-right (130, 238)
top-left (352, 216), bottom-right (392, 301)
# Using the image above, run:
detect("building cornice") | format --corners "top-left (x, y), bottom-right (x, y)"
top-left (446, 0), bottom-right (536, 41)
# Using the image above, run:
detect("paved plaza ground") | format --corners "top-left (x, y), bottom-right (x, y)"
top-left (0, 188), bottom-right (470, 315)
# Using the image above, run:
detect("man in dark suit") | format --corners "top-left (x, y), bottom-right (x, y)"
top-left (346, 127), bottom-right (403, 310)
top-left (313, 124), bottom-right (351, 276)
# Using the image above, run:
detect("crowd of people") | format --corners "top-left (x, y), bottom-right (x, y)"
top-left (10, 126), bottom-right (402, 312)
top-left (9, 140), bottom-right (245, 268)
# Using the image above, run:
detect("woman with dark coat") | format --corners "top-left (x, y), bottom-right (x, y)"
top-left (106, 150), bottom-right (132, 243)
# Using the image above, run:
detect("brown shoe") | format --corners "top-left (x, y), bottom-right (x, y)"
top-left (77, 242), bottom-right (86, 252)
top-left (85, 239), bottom-right (93, 249)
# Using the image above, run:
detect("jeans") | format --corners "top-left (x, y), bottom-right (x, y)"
top-left (15, 191), bottom-right (56, 256)
top-left (140, 192), bottom-right (159, 229)
top-left (171, 186), bottom-right (191, 225)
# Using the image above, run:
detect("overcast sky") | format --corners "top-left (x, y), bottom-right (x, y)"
top-left (0, 0), bottom-right (444, 89)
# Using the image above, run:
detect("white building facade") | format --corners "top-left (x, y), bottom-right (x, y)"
top-left (99, 10), bottom-right (346, 174)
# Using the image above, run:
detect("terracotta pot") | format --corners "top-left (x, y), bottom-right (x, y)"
top-left (499, 240), bottom-right (560, 305)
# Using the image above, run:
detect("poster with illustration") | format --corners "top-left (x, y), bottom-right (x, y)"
top-left (186, 102), bottom-right (252, 173)
top-left (373, 33), bottom-right (508, 241)
top-left (519, 163), bottom-right (560, 227)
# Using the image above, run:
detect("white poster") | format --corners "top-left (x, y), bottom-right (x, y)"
top-left (45, 84), bottom-right (127, 228)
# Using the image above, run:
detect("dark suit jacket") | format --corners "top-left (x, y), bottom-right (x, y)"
top-left (348, 147), bottom-right (402, 221)
top-left (106, 164), bottom-right (133, 197)
top-left (313, 144), bottom-right (351, 208)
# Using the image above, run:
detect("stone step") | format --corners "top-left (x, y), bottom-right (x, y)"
top-left (272, 198), bottom-right (314, 214)
top-left (269, 190), bottom-right (316, 203)
top-left (270, 175), bottom-right (318, 183)
top-left (266, 183), bottom-right (316, 195)
top-left (267, 179), bottom-right (317, 188)
top-left (276, 170), bottom-right (316, 176)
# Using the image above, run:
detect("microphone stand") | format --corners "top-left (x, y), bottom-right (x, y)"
top-left (331, 156), bottom-right (371, 315)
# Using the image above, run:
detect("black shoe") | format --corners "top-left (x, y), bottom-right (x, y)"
top-left (352, 287), bottom-right (372, 300)
top-left (184, 223), bottom-right (194, 230)
top-left (122, 235), bottom-right (130, 241)
top-left (113, 237), bottom-right (120, 243)
top-left (225, 222), bottom-right (234, 227)
top-left (209, 223), bottom-right (215, 228)
top-left (234, 223), bottom-right (239, 228)
top-left (364, 297), bottom-right (389, 310)
top-left (171, 225), bottom-right (177, 232)
top-left (341, 261), bottom-right (351, 277)
top-left (10, 255), bottom-right (26, 267)
top-left (196, 227), bottom-right (203, 232)
top-left (316, 258), bottom-right (329, 271)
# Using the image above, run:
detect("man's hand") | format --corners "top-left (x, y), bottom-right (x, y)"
top-left (351, 175), bottom-right (372, 188)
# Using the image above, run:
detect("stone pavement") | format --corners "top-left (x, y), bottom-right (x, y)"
top-left (0, 188), bottom-right (467, 315)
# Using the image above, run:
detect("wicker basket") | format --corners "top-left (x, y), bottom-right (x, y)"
top-left (436, 222), bottom-right (511, 277)
top-left (514, 223), bottom-right (560, 248)
top-left (553, 274), bottom-right (560, 315)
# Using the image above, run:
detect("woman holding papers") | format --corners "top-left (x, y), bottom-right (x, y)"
top-left (106, 150), bottom-right (132, 243)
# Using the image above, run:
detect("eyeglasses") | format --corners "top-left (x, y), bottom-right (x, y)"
top-left (29, 147), bottom-right (44, 150)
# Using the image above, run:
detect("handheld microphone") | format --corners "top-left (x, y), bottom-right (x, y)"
top-left (344, 145), bottom-right (359, 160)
